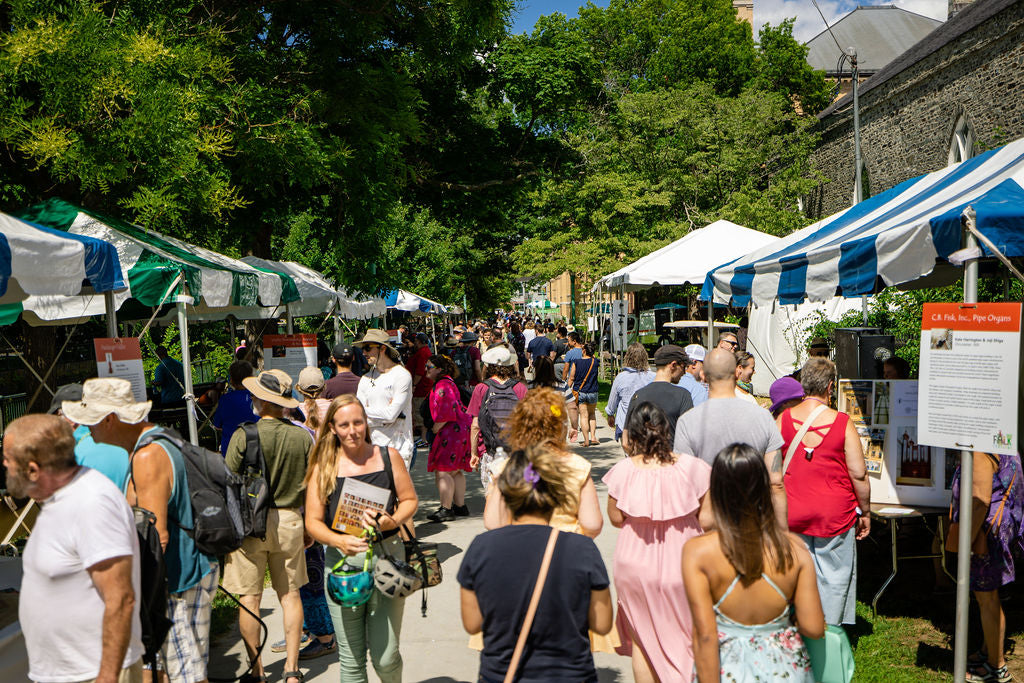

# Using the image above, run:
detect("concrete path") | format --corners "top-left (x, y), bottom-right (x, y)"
top-left (209, 421), bottom-right (632, 682)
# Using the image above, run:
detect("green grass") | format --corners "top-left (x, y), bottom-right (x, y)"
top-left (596, 378), bottom-right (611, 418)
top-left (849, 601), bottom-right (951, 682)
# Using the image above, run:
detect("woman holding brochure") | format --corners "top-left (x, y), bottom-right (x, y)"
top-left (305, 395), bottom-right (419, 683)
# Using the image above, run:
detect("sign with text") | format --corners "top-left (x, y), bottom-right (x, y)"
top-left (918, 302), bottom-right (1021, 455)
top-left (94, 337), bottom-right (147, 402)
top-left (610, 300), bottom-right (629, 353)
top-left (262, 334), bottom-right (318, 386)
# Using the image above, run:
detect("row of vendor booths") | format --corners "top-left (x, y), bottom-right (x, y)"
top-left (593, 134), bottom-right (1024, 679)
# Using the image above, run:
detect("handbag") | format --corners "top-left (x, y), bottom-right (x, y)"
top-left (369, 508), bottom-right (443, 616)
top-left (804, 624), bottom-right (855, 683)
top-left (504, 527), bottom-right (559, 683)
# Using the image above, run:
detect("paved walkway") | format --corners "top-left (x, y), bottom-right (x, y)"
top-left (209, 420), bottom-right (632, 682)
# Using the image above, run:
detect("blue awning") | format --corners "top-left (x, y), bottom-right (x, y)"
top-left (384, 289), bottom-right (448, 314)
top-left (703, 136), bottom-right (1024, 306)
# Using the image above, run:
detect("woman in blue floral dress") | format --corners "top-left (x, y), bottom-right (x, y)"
top-left (684, 444), bottom-right (824, 682)
top-left (952, 450), bottom-right (1024, 683)
top-left (425, 354), bottom-right (473, 522)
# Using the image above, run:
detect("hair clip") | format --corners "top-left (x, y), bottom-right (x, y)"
top-left (523, 462), bottom-right (541, 487)
top-left (550, 404), bottom-right (562, 417)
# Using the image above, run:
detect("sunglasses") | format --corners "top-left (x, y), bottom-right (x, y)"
top-left (364, 344), bottom-right (381, 352)
top-left (425, 364), bottom-right (436, 370)
top-left (722, 340), bottom-right (738, 348)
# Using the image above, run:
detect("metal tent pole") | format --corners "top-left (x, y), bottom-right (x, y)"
top-left (286, 304), bottom-right (294, 335)
top-left (175, 292), bottom-right (198, 446)
top-left (104, 291), bottom-right (118, 338)
top-left (707, 300), bottom-right (715, 349)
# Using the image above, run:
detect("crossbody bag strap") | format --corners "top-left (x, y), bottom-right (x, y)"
top-left (988, 458), bottom-right (1015, 532)
top-left (504, 527), bottom-right (559, 683)
top-left (782, 404), bottom-right (829, 475)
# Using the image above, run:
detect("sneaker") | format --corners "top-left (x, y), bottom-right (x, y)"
top-left (299, 635), bottom-right (337, 660)
top-left (414, 437), bottom-right (428, 448)
top-left (453, 504), bottom-right (470, 517)
top-left (427, 507), bottom-right (456, 522)
top-left (271, 631), bottom-right (311, 653)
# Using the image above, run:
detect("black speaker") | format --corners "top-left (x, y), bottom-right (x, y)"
top-left (834, 327), bottom-right (895, 379)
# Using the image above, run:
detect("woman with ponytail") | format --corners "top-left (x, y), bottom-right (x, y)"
top-left (683, 444), bottom-right (823, 682)
top-left (602, 402), bottom-right (714, 682)
top-left (458, 446), bottom-right (613, 682)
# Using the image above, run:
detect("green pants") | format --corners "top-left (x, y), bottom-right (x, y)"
top-left (325, 538), bottom-right (405, 683)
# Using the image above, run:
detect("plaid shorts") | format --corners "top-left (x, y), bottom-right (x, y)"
top-left (153, 562), bottom-right (218, 683)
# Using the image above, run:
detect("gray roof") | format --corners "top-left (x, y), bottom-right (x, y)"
top-left (805, 5), bottom-right (942, 75)
top-left (819, 0), bottom-right (1018, 118)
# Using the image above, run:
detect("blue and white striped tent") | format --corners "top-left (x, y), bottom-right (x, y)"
top-left (703, 136), bottom-right (1024, 307)
top-left (383, 289), bottom-right (448, 314)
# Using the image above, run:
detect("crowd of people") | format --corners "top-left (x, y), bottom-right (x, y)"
top-left (2, 314), bottom-right (1018, 683)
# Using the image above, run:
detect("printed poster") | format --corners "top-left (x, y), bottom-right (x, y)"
top-left (918, 302), bottom-right (1021, 455)
top-left (262, 334), bottom-right (318, 385)
top-left (331, 477), bottom-right (391, 536)
top-left (94, 337), bottom-right (147, 402)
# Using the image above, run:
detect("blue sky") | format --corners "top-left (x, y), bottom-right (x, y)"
top-left (509, 0), bottom-right (946, 42)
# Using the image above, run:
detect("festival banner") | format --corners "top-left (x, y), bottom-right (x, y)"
top-left (918, 302), bottom-right (1021, 455)
top-left (262, 334), bottom-right (318, 386)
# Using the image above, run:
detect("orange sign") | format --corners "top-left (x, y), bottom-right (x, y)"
top-left (921, 302), bottom-right (1021, 332)
top-left (94, 337), bottom-right (147, 402)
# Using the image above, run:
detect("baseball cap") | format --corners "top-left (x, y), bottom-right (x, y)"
top-left (652, 344), bottom-right (688, 366)
top-left (684, 344), bottom-right (706, 363)
top-left (296, 366), bottom-right (326, 396)
top-left (415, 332), bottom-right (429, 344)
top-left (48, 382), bottom-right (83, 415)
top-left (331, 342), bottom-right (355, 359)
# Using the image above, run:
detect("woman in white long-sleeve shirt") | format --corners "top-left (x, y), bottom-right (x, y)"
top-left (605, 343), bottom-right (654, 442)
top-left (354, 330), bottom-right (415, 467)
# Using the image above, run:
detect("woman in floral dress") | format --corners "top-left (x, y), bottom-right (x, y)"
top-left (425, 354), bottom-right (473, 522)
top-left (683, 443), bottom-right (824, 683)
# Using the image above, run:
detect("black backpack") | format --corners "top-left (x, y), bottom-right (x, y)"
top-left (477, 379), bottom-right (522, 452)
top-left (132, 506), bottom-right (172, 670)
top-left (451, 346), bottom-right (474, 386)
top-left (137, 427), bottom-right (268, 557)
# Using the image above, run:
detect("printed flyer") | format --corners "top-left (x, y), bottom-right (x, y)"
top-left (94, 337), bottom-right (147, 402)
top-left (918, 302), bottom-right (1021, 456)
top-left (262, 333), bottom-right (318, 385)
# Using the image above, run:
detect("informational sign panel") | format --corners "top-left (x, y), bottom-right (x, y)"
top-left (919, 302), bottom-right (1021, 455)
top-left (610, 300), bottom-right (629, 353)
top-left (262, 334), bottom-right (318, 385)
top-left (94, 337), bottom-right (147, 402)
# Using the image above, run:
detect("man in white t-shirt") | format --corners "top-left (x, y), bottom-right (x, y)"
top-left (355, 329), bottom-right (414, 466)
top-left (3, 414), bottom-right (143, 683)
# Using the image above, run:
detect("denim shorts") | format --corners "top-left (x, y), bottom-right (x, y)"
top-left (576, 391), bottom-right (598, 404)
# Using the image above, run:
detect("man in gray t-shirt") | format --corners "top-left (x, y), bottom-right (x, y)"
top-left (674, 349), bottom-right (787, 527)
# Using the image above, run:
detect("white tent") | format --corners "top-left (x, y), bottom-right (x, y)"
top-left (593, 220), bottom-right (782, 292)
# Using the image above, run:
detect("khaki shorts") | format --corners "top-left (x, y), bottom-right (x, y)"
top-left (222, 508), bottom-right (308, 595)
top-left (411, 396), bottom-right (426, 430)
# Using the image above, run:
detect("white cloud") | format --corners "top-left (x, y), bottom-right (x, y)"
top-left (754, 0), bottom-right (947, 44)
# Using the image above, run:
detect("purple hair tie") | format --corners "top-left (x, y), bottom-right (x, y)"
top-left (523, 463), bottom-right (541, 487)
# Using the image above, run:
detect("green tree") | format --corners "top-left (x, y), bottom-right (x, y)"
top-left (753, 19), bottom-right (832, 116)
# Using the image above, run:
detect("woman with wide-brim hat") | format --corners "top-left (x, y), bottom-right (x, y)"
top-left (354, 329), bottom-right (415, 468)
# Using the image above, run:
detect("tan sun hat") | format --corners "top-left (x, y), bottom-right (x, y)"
top-left (353, 328), bottom-right (401, 362)
top-left (61, 377), bottom-right (152, 426)
top-left (243, 369), bottom-right (300, 408)
top-left (296, 366), bottom-right (326, 397)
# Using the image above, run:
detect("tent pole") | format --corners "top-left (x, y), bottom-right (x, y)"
top-left (104, 291), bottom-right (118, 338)
top-left (596, 284), bottom-right (605, 379)
top-left (953, 232), bottom-right (980, 683)
top-left (286, 304), bottom-right (294, 335)
top-left (334, 312), bottom-right (342, 346)
top-left (176, 294), bottom-right (198, 446)
top-left (707, 299), bottom-right (714, 349)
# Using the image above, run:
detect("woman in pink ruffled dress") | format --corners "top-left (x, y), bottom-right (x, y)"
top-left (603, 401), bottom-right (713, 683)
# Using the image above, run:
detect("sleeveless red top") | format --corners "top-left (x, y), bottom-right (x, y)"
top-left (781, 409), bottom-right (858, 537)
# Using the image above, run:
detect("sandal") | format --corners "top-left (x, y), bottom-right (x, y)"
top-left (283, 671), bottom-right (305, 683)
top-left (966, 662), bottom-right (1012, 682)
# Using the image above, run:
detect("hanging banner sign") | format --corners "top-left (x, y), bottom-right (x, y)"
top-left (918, 302), bottom-right (1021, 455)
top-left (262, 333), bottom-right (318, 385)
top-left (94, 337), bottom-right (147, 402)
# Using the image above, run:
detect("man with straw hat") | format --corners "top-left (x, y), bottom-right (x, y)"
top-left (63, 378), bottom-right (217, 683)
top-left (222, 369), bottom-right (312, 683)
top-left (355, 329), bottom-right (415, 467)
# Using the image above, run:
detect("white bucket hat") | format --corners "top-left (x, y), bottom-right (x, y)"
top-left (482, 345), bottom-right (516, 367)
top-left (61, 378), bottom-right (152, 426)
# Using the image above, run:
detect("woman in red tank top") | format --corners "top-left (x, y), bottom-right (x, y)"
top-left (775, 357), bottom-right (871, 626)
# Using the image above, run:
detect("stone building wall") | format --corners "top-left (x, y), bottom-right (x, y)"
top-left (805, 0), bottom-right (1024, 219)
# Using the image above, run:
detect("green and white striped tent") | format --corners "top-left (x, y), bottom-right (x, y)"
top-left (15, 199), bottom-right (300, 324)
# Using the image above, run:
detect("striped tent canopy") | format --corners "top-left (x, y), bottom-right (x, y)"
top-left (15, 199), bottom-right (300, 323)
top-left (703, 137), bottom-right (1024, 307)
top-left (241, 257), bottom-right (384, 320)
top-left (0, 211), bottom-right (125, 324)
top-left (384, 289), bottom-right (448, 314)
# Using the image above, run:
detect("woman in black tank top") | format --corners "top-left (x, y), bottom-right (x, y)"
top-left (303, 395), bottom-right (419, 682)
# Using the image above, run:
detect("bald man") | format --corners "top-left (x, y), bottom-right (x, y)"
top-left (673, 348), bottom-right (787, 527)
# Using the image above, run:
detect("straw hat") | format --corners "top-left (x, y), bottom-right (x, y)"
top-left (353, 329), bottom-right (401, 362)
top-left (243, 370), bottom-right (300, 408)
top-left (61, 378), bottom-right (152, 426)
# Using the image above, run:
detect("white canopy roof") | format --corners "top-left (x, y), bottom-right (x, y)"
top-left (593, 220), bottom-right (781, 292)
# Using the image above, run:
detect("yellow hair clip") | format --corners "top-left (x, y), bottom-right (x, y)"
top-left (550, 404), bottom-right (562, 417)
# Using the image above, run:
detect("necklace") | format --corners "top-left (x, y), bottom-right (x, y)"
top-left (805, 396), bottom-right (830, 407)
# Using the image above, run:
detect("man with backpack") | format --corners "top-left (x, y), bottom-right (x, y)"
top-left (67, 378), bottom-right (218, 683)
top-left (452, 330), bottom-right (482, 389)
top-left (466, 346), bottom-right (527, 477)
top-left (223, 369), bottom-right (313, 683)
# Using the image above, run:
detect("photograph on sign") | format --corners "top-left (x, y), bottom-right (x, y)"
top-left (872, 381), bottom-right (891, 425)
top-left (839, 380), bottom-right (873, 426)
top-left (918, 302), bottom-right (1021, 455)
top-left (895, 424), bottom-right (933, 486)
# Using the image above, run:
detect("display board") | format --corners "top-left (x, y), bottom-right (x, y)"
top-left (262, 334), bottom-right (317, 385)
top-left (839, 379), bottom-right (952, 507)
top-left (93, 337), bottom-right (147, 402)
top-left (610, 300), bottom-right (629, 353)
top-left (918, 302), bottom-right (1021, 455)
